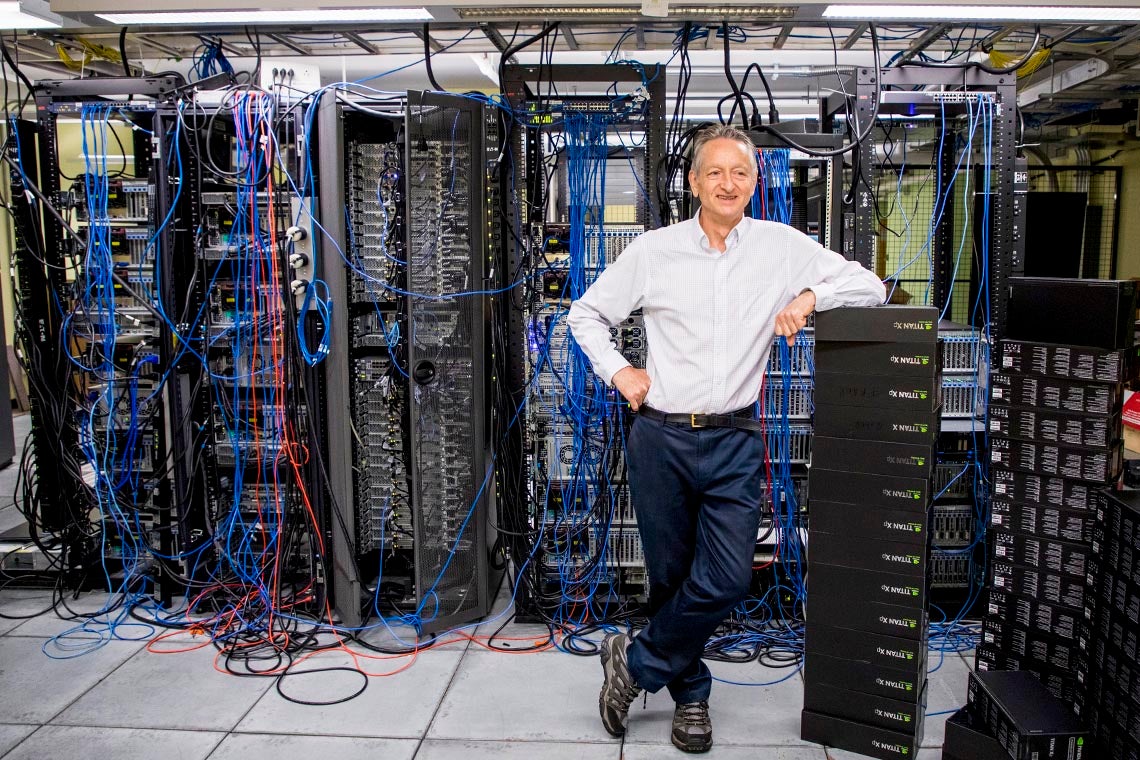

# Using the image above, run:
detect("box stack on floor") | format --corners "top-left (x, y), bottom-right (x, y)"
top-left (977, 278), bottom-right (1136, 701)
top-left (1076, 489), bottom-right (1140, 760)
top-left (801, 305), bottom-right (941, 760)
top-left (942, 669), bottom-right (1091, 760)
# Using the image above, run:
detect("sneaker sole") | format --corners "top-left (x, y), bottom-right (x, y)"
top-left (598, 635), bottom-right (628, 738)
top-left (671, 731), bottom-right (713, 753)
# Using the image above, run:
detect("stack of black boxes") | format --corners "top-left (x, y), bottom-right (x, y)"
top-left (978, 278), bottom-right (1134, 701)
top-left (1076, 489), bottom-right (1140, 760)
top-left (801, 306), bottom-right (940, 760)
top-left (942, 669), bottom-right (1091, 760)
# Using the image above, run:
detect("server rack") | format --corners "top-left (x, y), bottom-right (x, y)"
top-left (499, 64), bottom-right (666, 620)
top-left (8, 76), bottom-right (197, 599)
top-left (319, 91), bottom-right (500, 632)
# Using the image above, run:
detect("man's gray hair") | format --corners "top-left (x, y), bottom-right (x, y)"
top-left (690, 125), bottom-right (757, 176)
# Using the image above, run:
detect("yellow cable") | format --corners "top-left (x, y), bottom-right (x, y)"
top-left (989, 48), bottom-right (1051, 78)
top-left (54, 37), bottom-right (124, 72)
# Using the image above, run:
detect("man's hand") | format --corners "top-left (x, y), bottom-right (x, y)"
top-left (775, 290), bottom-right (816, 347)
top-left (613, 366), bottom-right (652, 412)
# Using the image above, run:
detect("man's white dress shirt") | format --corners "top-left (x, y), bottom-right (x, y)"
top-left (566, 213), bottom-right (887, 415)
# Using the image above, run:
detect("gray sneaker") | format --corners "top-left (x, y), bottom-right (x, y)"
top-left (671, 701), bottom-right (712, 753)
top-left (598, 632), bottom-right (641, 737)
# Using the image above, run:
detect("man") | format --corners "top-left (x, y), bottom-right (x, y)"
top-left (566, 124), bottom-right (885, 753)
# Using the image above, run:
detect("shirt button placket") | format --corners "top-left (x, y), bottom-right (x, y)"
top-left (712, 249), bottom-right (728, 412)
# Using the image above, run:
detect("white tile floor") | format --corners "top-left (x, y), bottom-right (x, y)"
top-left (0, 407), bottom-right (973, 759)
top-left (0, 584), bottom-right (973, 760)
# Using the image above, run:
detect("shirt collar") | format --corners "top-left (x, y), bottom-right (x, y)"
top-left (693, 209), bottom-right (749, 253)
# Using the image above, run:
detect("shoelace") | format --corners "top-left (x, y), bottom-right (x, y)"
top-left (609, 673), bottom-right (641, 708)
top-left (676, 702), bottom-right (710, 726)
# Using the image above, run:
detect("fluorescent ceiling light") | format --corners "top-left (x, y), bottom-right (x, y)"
top-left (0, 1), bottom-right (60, 28)
top-left (97, 8), bottom-right (432, 25)
top-left (823, 4), bottom-right (1140, 21)
top-left (458, 5), bottom-right (795, 19)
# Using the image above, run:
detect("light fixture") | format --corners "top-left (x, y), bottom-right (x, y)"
top-left (96, 8), bottom-right (432, 25)
top-left (457, 6), bottom-right (795, 20)
top-left (0, 0), bottom-right (60, 28)
top-left (823, 4), bottom-right (1140, 22)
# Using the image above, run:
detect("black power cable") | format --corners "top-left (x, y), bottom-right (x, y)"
top-left (721, 21), bottom-right (749, 129)
top-left (497, 21), bottom-right (560, 101)
top-left (741, 63), bottom-right (779, 126)
top-left (754, 22), bottom-right (884, 159)
top-left (0, 36), bottom-right (33, 96)
top-left (423, 24), bottom-right (446, 92)
top-left (119, 27), bottom-right (131, 77)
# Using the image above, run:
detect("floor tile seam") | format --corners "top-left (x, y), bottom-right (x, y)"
top-left (199, 664), bottom-right (279, 760)
top-left (411, 637), bottom-right (475, 759)
top-left (0, 603), bottom-right (67, 635)
top-left (37, 723), bottom-right (229, 735)
top-left (39, 639), bottom-right (149, 724)
top-left (199, 731), bottom-right (232, 760)
top-left (218, 665), bottom-right (278, 735)
top-left (621, 740), bottom-right (821, 747)
top-left (209, 727), bottom-right (424, 739)
top-left (0, 724), bottom-right (48, 760)
top-left (5, 604), bottom-right (125, 637)
top-left (3, 632), bottom-right (125, 639)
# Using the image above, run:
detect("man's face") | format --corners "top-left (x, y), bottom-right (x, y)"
top-left (687, 138), bottom-right (757, 225)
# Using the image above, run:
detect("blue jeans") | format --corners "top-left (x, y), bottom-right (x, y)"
top-left (625, 413), bottom-right (764, 703)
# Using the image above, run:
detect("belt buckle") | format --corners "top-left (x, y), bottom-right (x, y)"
top-left (690, 413), bottom-right (703, 428)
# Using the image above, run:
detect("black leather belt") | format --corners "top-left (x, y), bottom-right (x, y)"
top-left (636, 405), bottom-right (763, 432)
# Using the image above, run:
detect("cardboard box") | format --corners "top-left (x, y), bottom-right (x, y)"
top-left (991, 560), bottom-right (1087, 611)
top-left (810, 530), bottom-right (928, 579)
top-left (1123, 389), bottom-right (1140, 454)
top-left (980, 616), bottom-right (1080, 674)
top-left (991, 372), bottom-right (1123, 416)
top-left (973, 644), bottom-right (1080, 703)
top-left (809, 468), bottom-right (931, 512)
top-left (942, 707), bottom-right (1008, 760)
top-left (814, 371), bottom-right (942, 413)
top-left (990, 498), bottom-right (1096, 544)
top-left (814, 305), bottom-right (940, 344)
top-left (1001, 339), bottom-right (1132, 383)
top-left (810, 500), bottom-right (927, 546)
top-left (991, 529), bottom-right (1090, 579)
top-left (1079, 603), bottom-right (1140, 682)
top-left (804, 679), bottom-right (927, 733)
top-left (808, 589), bottom-right (927, 640)
top-left (966, 670), bottom-right (1091, 760)
top-left (804, 650), bottom-right (926, 701)
top-left (990, 402), bottom-right (1122, 449)
top-left (1007, 276), bottom-right (1137, 351)
top-left (987, 588), bottom-right (1082, 642)
top-left (815, 341), bottom-right (941, 379)
top-left (990, 436), bottom-right (1123, 482)
top-left (805, 623), bottom-right (926, 677)
top-left (813, 401), bottom-right (941, 445)
top-left (1091, 717), bottom-right (1140, 760)
top-left (801, 708), bottom-right (923, 760)
top-left (811, 435), bottom-right (935, 478)
top-left (991, 467), bottom-right (1098, 511)
top-left (809, 561), bottom-right (928, 609)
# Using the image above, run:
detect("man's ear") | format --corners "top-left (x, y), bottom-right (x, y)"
top-left (687, 170), bottom-right (697, 198)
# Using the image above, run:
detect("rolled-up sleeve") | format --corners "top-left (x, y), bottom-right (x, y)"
top-left (566, 240), bottom-right (651, 385)
top-left (783, 228), bottom-right (886, 311)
